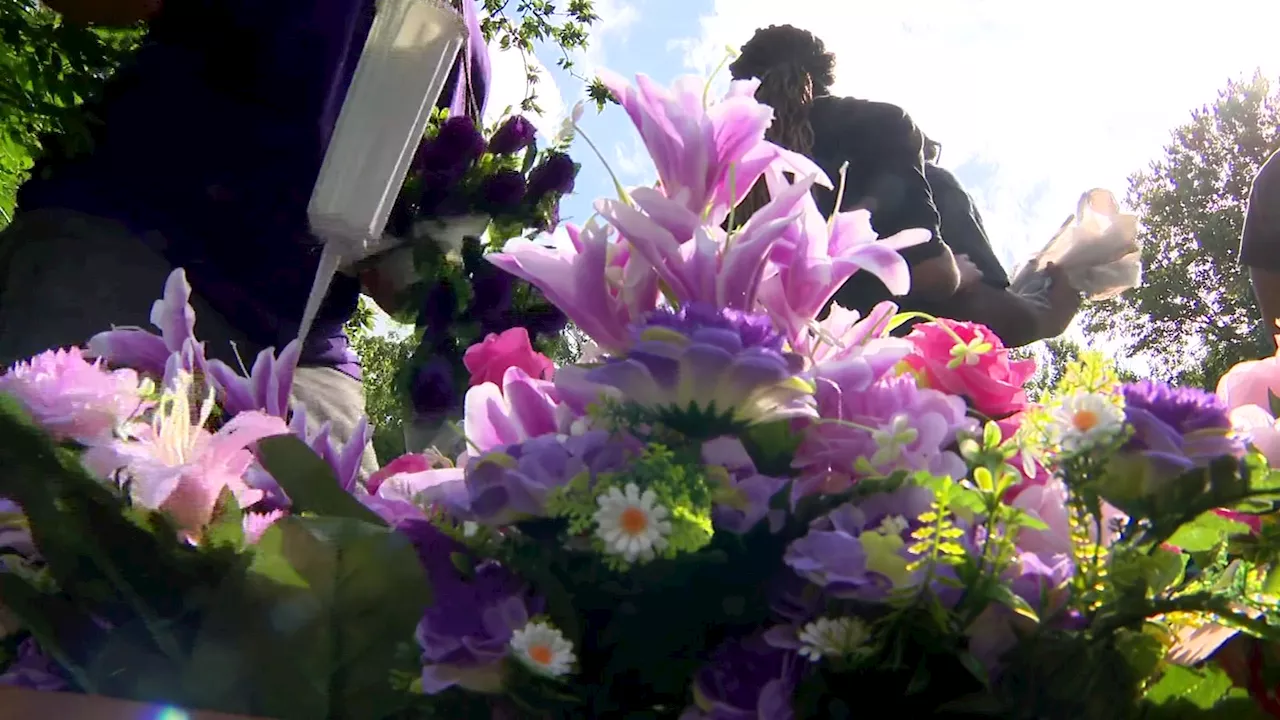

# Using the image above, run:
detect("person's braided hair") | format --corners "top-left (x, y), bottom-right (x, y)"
top-left (727, 25), bottom-right (836, 226)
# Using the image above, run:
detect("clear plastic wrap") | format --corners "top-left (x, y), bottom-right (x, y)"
top-left (1009, 189), bottom-right (1142, 306)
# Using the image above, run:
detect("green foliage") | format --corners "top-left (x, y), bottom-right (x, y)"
top-left (478, 0), bottom-right (600, 115)
top-left (1081, 72), bottom-right (1280, 388)
top-left (0, 1), bottom-right (143, 222)
top-left (345, 298), bottom-right (416, 463)
top-left (0, 391), bottom-right (432, 719)
top-left (256, 434), bottom-right (388, 526)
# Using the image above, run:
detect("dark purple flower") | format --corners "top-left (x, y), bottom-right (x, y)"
top-left (965, 551), bottom-right (1074, 674)
top-left (411, 520), bottom-right (543, 694)
top-left (1118, 381), bottom-right (1245, 488)
top-left (411, 357), bottom-right (459, 417)
top-left (643, 303), bottom-right (786, 353)
top-left (480, 169), bottom-right (528, 212)
top-left (525, 152), bottom-right (577, 203)
top-left (487, 115), bottom-right (537, 156)
top-left (682, 636), bottom-right (800, 720)
top-left (0, 638), bottom-right (68, 691)
top-left (415, 116), bottom-right (487, 175)
top-left (418, 280), bottom-right (459, 331)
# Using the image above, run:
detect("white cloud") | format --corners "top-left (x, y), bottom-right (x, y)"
top-left (483, 41), bottom-right (567, 140)
top-left (583, 0), bottom-right (640, 69)
top-left (684, 0), bottom-right (1280, 269)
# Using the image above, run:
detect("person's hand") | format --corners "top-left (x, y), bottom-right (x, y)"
top-left (1036, 262), bottom-right (1083, 337)
top-left (955, 253), bottom-right (985, 290)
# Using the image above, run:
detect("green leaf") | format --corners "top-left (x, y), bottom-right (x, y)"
top-left (1268, 390), bottom-right (1280, 419)
top-left (184, 515), bottom-right (431, 720)
top-left (256, 434), bottom-right (387, 526)
top-left (1145, 665), bottom-right (1234, 709)
top-left (1168, 512), bottom-right (1253, 553)
top-left (204, 488), bottom-right (245, 549)
top-left (982, 420), bottom-right (1002, 449)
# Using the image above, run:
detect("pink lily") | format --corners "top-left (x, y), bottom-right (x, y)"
top-left (756, 170), bottom-right (924, 343)
top-left (488, 220), bottom-right (659, 352)
top-left (596, 69), bottom-right (829, 225)
top-left (81, 371), bottom-right (288, 540)
top-left (596, 173), bottom-right (818, 311)
top-left (794, 301), bottom-right (910, 368)
top-left (86, 269), bottom-right (203, 376)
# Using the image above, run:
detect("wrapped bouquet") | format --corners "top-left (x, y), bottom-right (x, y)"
top-left (0, 69), bottom-right (1278, 720)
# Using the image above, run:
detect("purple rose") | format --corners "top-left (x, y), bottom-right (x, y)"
top-left (682, 636), bottom-right (799, 720)
top-left (525, 152), bottom-right (578, 203)
top-left (487, 115), bottom-right (537, 155)
top-left (480, 169), bottom-right (528, 213)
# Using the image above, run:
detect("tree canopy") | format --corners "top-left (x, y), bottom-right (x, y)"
top-left (1081, 72), bottom-right (1280, 388)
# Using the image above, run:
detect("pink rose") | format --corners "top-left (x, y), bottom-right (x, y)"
top-left (0, 347), bottom-right (148, 445)
top-left (904, 320), bottom-right (1035, 419)
top-left (463, 328), bottom-right (554, 388)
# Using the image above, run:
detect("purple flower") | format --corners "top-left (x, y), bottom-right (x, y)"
top-left (488, 115), bottom-right (537, 156)
top-left (85, 268), bottom-right (201, 376)
top-left (644, 303), bottom-right (785, 353)
top-left (1118, 381), bottom-right (1245, 490)
top-left (702, 437), bottom-right (788, 534)
top-left (0, 638), bottom-right (67, 691)
top-left (681, 635), bottom-right (799, 720)
top-left (525, 151), bottom-right (577, 202)
top-left (965, 551), bottom-right (1074, 674)
top-left (206, 341), bottom-right (301, 419)
top-left (415, 116), bottom-right (486, 175)
top-left (410, 357), bottom-right (459, 417)
top-left (586, 309), bottom-right (815, 428)
top-left (448, 430), bottom-right (634, 526)
top-left (413, 520), bottom-right (541, 694)
top-left (480, 169), bottom-right (528, 212)
top-left (784, 485), bottom-right (935, 602)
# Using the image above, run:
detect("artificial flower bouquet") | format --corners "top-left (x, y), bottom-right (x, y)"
top-left (1, 68), bottom-right (1279, 720)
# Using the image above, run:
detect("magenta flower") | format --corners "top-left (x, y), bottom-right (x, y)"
top-left (206, 340), bottom-right (301, 419)
top-left (0, 347), bottom-right (148, 445)
top-left (81, 372), bottom-right (288, 539)
top-left (905, 320), bottom-right (1035, 419)
top-left (489, 220), bottom-right (660, 352)
top-left (794, 371), bottom-right (974, 500)
top-left (597, 69), bottom-right (828, 226)
top-left (86, 269), bottom-right (202, 376)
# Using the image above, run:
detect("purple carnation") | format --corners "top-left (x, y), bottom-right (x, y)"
top-left (0, 638), bottom-right (67, 691)
top-left (681, 636), bottom-right (800, 720)
top-left (411, 520), bottom-right (542, 694)
top-left (525, 151), bottom-right (577, 202)
top-left (643, 303), bottom-right (785, 353)
top-left (480, 169), bottom-right (528, 212)
top-left (487, 115), bottom-right (537, 156)
top-left (701, 437), bottom-right (788, 534)
top-left (1118, 381), bottom-right (1244, 485)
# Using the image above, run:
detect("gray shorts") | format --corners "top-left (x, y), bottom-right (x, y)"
top-left (0, 208), bottom-right (377, 477)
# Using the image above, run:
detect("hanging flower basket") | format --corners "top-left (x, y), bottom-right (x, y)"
top-left (0, 688), bottom-right (266, 720)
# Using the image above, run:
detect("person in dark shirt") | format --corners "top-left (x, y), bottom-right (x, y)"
top-left (1241, 149), bottom-right (1280, 346)
top-left (727, 25), bottom-right (1080, 346)
top-left (0, 0), bottom-right (489, 473)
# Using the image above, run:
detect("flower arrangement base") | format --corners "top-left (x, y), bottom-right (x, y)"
top-left (0, 688), bottom-right (266, 720)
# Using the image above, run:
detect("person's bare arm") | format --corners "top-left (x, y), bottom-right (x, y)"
top-left (42, 0), bottom-right (161, 26)
top-left (942, 264), bottom-right (1082, 347)
top-left (1250, 266), bottom-right (1280, 347)
top-left (904, 244), bottom-right (960, 303)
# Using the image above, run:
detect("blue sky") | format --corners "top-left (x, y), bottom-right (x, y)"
top-left (375, 0), bottom-right (1280, 340)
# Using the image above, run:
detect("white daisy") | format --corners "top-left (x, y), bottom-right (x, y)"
top-left (1052, 391), bottom-right (1125, 452)
top-left (510, 621), bottom-right (575, 678)
top-left (593, 483), bottom-right (672, 563)
top-left (797, 617), bottom-right (872, 661)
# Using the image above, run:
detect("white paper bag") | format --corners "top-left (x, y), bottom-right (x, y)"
top-left (1010, 189), bottom-right (1142, 306)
